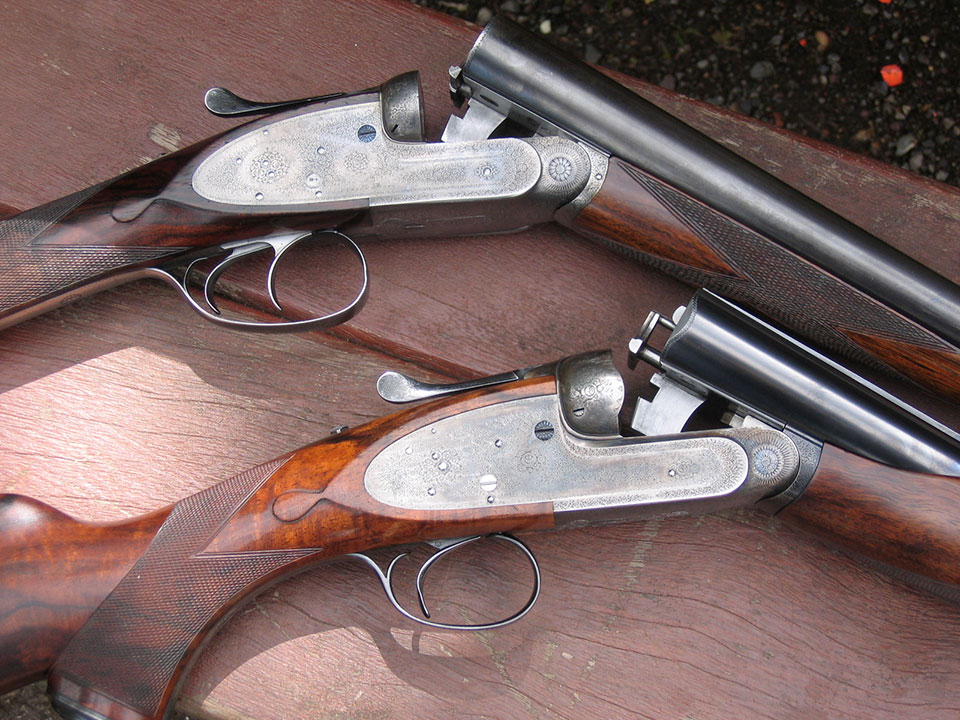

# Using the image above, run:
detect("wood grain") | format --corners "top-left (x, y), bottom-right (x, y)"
top-left (0, 496), bottom-right (165, 693)
top-left (44, 378), bottom-right (555, 720)
top-left (844, 328), bottom-right (960, 402)
top-left (1, 1), bottom-right (959, 719)
top-left (0, 130), bottom-right (359, 328)
top-left (2, 284), bottom-right (959, 719)
top-left (779, 443), bottom-right (960, 589)
top-left (570, 158), bottom-right (960, 400)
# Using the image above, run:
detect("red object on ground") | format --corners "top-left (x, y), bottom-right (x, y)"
top-left (882, 64), bottom-right (904, 86)
top-left (4, 3), bottom-right (960, 719)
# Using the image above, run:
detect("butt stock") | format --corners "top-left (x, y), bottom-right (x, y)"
top-left (0, 496), bottom-right (166, 694)
top-left (1, 376), bottom-right (555, 720)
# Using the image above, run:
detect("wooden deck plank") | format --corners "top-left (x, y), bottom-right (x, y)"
top-left (1, 1), bottom-right (959, 719)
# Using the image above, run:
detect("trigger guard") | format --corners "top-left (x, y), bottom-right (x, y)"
top-left (347, 533), bottom-right (542, 632)
top-left (148, 230), bottom-right (368, 333)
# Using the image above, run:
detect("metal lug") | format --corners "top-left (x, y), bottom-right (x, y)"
top-left (441, 99), bottom-right (508, 143)
top-left (630, 373), bottom-right (707, 436)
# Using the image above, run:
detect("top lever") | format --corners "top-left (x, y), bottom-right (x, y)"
top-left (203, 87), bottom-right (347, 116)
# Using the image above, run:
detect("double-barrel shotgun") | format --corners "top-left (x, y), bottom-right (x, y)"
top-left (2, 290), bottom-right (960, 720)
top-left (1, 17), bottom-right (959, 399)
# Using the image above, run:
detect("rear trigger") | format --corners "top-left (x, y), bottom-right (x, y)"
top-left (264, 233), bottom-right (310, 312)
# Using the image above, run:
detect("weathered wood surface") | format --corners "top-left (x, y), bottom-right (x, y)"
top-left (1, 1), bottom-right (959, 719)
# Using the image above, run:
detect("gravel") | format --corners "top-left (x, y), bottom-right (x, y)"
top-left (416, 0), bottom-right (959, 186)
top-left (3, 2), bottom-right (956, 718)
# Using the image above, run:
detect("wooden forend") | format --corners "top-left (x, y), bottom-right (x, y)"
top-left (779, 443), bottom-right (960, 589)
top-left (568, 158), bottom-right (960, 399)
top-left (1, 1), bottom-right (959, 719)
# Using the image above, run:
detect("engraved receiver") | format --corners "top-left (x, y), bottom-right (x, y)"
top-left (3, 293), bottom-right (960, 720)
top-left (3, 18), bottom-right (960, 405)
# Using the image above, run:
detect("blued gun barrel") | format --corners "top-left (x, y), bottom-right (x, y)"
top-left (651, 290), bottom-right (960, 477)
top-left (457, 17), bottom-right (960, 350)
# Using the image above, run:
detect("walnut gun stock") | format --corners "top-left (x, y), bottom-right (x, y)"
top-left (452, 17), bottom-right (960, 400)
top-left (3, 294), bottom-right (960, 719)
top-left (3, 18), bottom-right (959, 396)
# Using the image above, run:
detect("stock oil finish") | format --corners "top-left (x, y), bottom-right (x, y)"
top-left (2, 345), bottom-right (960, 720)
top-left (567, 158), bottom-right (960, 401)
top-left (31, 376), bottom-right (557, 720)
top-left (450, 16), bottom-right (960, 402)
top-left (0, 125), bottom-right (361, 330)
top-left (780, 444), bottom-right (960, 590)
top-left (0, 496), bottom-right (168, 693)
top-left (2, 13), bottom-right (960, 720)
top-left (0, 16), bottom-right (958, 398)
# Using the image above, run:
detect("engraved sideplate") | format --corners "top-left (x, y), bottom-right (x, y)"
top-left (364, 394), bottom-right (778, 512)
top-left (192, 100), bottom-right (541, 206)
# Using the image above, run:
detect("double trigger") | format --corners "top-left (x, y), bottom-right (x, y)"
top-left (154, 229), bottom-right (368, 333)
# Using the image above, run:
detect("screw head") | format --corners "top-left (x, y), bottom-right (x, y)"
top-left (534, 420), bottom-right (555, 441)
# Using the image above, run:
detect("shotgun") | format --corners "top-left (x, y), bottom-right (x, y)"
top-left (1, 18), bottom-right (959, 398)
top-left (2, 290), bottom-right (959, 720)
